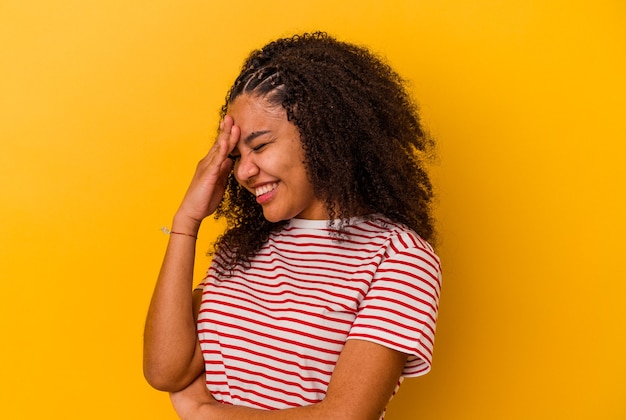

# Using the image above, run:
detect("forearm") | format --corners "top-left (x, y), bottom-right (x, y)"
top-left (171, 373), bottom-right (331, 420)
top-left (172, 340), bottom-right (404, 420)
top-left (183, 399), bottom-right (382, 420)
top-left (143, 215), bottom-right (203, 391)
top-left (203, 403), bottom-right (325, 420)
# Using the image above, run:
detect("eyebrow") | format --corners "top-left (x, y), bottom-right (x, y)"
top-left (242, 130), bottom-right (271, 146)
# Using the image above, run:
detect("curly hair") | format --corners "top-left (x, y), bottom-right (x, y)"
top-left (212, 32), bottom-right (436, 267)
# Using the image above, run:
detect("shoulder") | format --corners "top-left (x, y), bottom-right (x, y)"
top-left (353, 216), bottom-right (438, 257)
top-left (354, 216), bottom-right (441, 285)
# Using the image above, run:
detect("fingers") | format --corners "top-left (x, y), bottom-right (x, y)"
top-left (175, 116), bottom-right (241, 223)
top-left (215, 119), bottom-right (238, 186)
top-left (216, 156), bottom-right (233, 188)
top-left (207, 115), bottom-right (239, 168)
top-left (198, 116), bottom-right (238, 194)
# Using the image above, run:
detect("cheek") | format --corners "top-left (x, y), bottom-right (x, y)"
top-left (263, 155), bottom-right (289, 177)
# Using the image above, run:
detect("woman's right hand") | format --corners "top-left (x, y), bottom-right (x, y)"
top-left (173, 115), bottom-right (240, 234)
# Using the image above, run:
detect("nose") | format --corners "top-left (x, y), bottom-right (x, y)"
top-left (233, 153), bottom-right (259, 183)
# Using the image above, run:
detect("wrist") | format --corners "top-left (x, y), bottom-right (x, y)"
top-left (171, 213), bottom-right (202, 236)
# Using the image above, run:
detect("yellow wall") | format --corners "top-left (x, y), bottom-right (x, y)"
top-left (1, 1), bottom-right (624, 418)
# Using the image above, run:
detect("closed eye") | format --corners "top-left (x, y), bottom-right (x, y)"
top-left (227, 153), bottom-right (240, 162)
top-left (252, 142), bottom-right (269, 152)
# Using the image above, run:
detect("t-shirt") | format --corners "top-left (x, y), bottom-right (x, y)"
top-left (196, 215), bottom-right (442, 411)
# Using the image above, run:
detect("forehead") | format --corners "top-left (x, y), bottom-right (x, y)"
top-left (228, 94), bottom-right (301, 152)
top-left (228, 95), bottom-right (286, 128)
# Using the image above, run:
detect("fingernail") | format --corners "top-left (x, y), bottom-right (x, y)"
top-left (219, 120), bottom-right (224, 130)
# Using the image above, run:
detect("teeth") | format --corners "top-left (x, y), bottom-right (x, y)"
top-left (255, 182), bottom-right (278, 197)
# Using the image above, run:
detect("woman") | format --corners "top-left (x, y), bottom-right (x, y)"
top-left (144, 32), bottom-right (442, 419)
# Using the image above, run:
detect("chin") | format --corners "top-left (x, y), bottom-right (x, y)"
top-left (261, 209), bottom-right (293, 223)
top-left (261, 212), bottom-right (284, 223)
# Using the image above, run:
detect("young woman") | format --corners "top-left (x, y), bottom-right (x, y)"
top-left (144, 32), bottom-right (442, 420)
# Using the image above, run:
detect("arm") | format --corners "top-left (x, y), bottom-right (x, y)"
top-left (170, 339), bottom-right (408, 420)
top-left (170, 234), bottom-right (441, 419)
top-left (143, 117), bottom-right (240, 391)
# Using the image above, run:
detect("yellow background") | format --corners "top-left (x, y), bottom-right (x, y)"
top-left (1, 0), bottom-right (625, 418)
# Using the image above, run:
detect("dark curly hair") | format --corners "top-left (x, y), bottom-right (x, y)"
top-left (212, 32), bottom-right (436, 267)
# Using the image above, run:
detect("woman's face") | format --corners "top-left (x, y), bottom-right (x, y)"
top-left (228, 94), bottom-right (328, 222)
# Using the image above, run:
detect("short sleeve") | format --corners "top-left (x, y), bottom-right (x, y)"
top-left (347, 234), bottom-right (442, 377)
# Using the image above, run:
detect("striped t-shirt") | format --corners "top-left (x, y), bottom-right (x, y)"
top-left (196, 215), bottom-right (442, 411)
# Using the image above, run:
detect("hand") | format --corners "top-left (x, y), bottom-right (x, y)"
top-left (174, 116), bottom-right (240, 232)
top-left (170, 374), bottom-right (217, 420)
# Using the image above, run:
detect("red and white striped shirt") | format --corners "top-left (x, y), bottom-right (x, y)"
top-left (197, 215), bottom-right (442, 412)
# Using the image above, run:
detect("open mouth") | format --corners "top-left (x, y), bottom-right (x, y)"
top-left (255, 182), bottom-right (279, 198)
